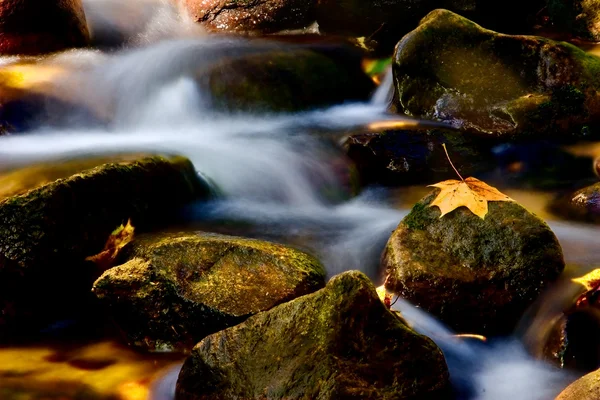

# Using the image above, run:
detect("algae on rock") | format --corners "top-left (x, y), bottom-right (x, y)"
top-left (391, 9), bottom-right (600, 141)
top-left (93, 232), bottom-right (326, 351)
top-left (176, 270), bottom-right (450, 400)
top-left (0, 155), bottom-right (211, 338)
top-left (382, 190), bottom-right (565, 335)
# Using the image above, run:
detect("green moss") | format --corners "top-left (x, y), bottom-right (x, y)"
top-left (176, 271), bottom-right (450, 399)
top-left (93, 232), bottom-right (326, 351)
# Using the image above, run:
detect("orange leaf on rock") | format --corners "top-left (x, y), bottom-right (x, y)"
top-left (428, 177), bottom-right (514, 219)
top-left (86, 219), bottom-right (135, 271)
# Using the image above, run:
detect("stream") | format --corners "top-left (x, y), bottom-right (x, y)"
top-left (1, 0), bottom-right (600, 399)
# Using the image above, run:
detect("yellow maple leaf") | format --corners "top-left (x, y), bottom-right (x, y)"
top-left (572, 268), bottom-right (600, 290)
top-left (86, 219), bottom-right (135, 270)
top-left (428, 177), bottom-right (514, 219)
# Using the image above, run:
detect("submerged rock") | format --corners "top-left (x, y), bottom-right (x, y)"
top-left (199, 48), bottom-right (374, 112)
top-left (549, 182), bottom-right (600, 223)
top-left (343, 128), bottom-right (494, 186)
top-left (176, 270), bottom-right (450, 400)
top-left (0, 0), bottom-right (89, 55)
top-left (544, 307), bottom-right (600, 371)
top-left (547, 0), bottom-right (600, 41)
top-left (93, 232), bottom-right (326, 352)
top-left (382, 190), bottom-right (565, 335)
top-left (0, 155), bottom-right (210, 338)
top-left (183, 0), bottom-right (315, 33)
top-left (391, 9), bottom-right (600, 141)
top-left (556, 367), bottom-right (600, 399)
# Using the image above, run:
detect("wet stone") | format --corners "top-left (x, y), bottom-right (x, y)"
top-left (0, 155), bottom-right (211, 339)
top-left (93, 231), bottom-right (326, 352)
top-left (176, 270), bottom-right (451, 400)
top-left (0, 0), bottom-right (89, 55)
top-left (391, 9), bottom-right (600, 141)
top-left (382, 190), bottom-right (565, 335)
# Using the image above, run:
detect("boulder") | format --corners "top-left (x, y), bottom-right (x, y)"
top-left (93, 232), bottom-right (326, 352)
top-left (549, 182), bottom-right (600, 223)
top-left (176, 270), bottom-right (450, 400)
top-left (343, 128), bottom-right (494, 186)
top-left (315, 0), bottom-right (543, 55)
top-left (556, 368), bottom-right (600, 399)
top-left (199, 48), bottom-right (375, 112)
top-left (547, 0), bottom-right (600, 42)
top-left (391, 9), bottom-right (600, 141)
top-left (0, 155), bottom-right (211, 338)
top-left (0, 0), bottom-right (89, 55)
top-left (182, 0), bottom-right (315, 34)
top-left (382, 190), bottom-right (565, 335)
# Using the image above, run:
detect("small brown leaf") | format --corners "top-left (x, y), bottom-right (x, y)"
top-left (428, 177), bottom-right (514, 219)
top-left (86, 219), bottom-right (135, 271)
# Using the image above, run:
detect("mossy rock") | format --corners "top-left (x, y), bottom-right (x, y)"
top-left (547, 0), bottom-right (600, 41)
top-left (343, 128), bottom-right (495, 186)
top-left (548, 182), bottom-right (600, 224)
top-left (391, 9), bottom-right (600, 141)
top-left (556, 367), bottom-right (600, 399)
top-left (198, 49), bottom-right (374, 113)
top-left (176, 270), bottom-right (450, 400)
top-left (382, 190), bottom-right (565, 335)
top-left (0, 155), bottom-right (211, 338)
top-left (93, 232), bottom-right (326, 352)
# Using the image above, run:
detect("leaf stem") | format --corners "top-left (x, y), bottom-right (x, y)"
top-left (442, 143), bottom-right (464, 181)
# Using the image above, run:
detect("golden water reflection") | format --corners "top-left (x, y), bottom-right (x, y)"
top-left (0, 340), bottom-right (183, 400)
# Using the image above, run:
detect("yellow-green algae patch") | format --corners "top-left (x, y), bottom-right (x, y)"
top-left (93, 232), bottom-right (326, 352)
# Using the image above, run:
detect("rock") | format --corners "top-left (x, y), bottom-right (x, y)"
top-left (544, 307), bottom-right (600, 371)
top-left (556, 368), bottom-right (600, 399)
top-left (199, 48), bottom-right (375, 112)
top-left (0, 155), bottom-right (211, 338)
top-left (548, 182), bottom-right (600, 223)
top-left (547, 0), bottom-right (600, 42)
top-left (343, 128), bottom-right (494, 186)
top-left (382, 190), bottom-right (565, 335)
top-left (0, 0), bottom-right (89, 55)
top-left (176, 270), bottom-right (450, 400)
top-left (391, 9), bottom-right (600, 141)
top-left (182, 0), bottom-right (315, 34)
top-left (93, 232), bottom-right (326, 352)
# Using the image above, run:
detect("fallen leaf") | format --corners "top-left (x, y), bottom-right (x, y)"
top-left (571, 268), bottom-right (600, 308)
top-left (429, 177), bottom-right (514, 219)
top-left (376, 285), bottom-right (393, 309)
top-left (86, 219), bottom-right (135, 270)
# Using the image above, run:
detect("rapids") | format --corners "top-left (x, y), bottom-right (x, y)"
top-left (1, 1), bottom-right (599, 399)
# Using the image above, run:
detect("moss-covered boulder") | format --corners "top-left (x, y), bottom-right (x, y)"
top-left (382, 190), bottom-right (565, 335)
top-left (547, 0), bottom-right (600, 42)
top-left (183, 0), bottom-right (315, 33)
top-left (198, 48), bottom-right (374, 112)
top-left (315, 0), bottom-right (543, 54)
top-left (343, 128), bottom-right (494, 186)
top-left (549, 182), bottom-right (600, 224)
top-left (0, 0), bottom-right (89, 55)
top-left (556, 367), bottom-right (600, 399)
top-left (93, 232), bottom-right (326, 352)
top-left (175, 270), bottom-right (450, 400)
top-left (391, 9), bottom-right (600, 141)
top-left (0, 155), bottom-right (210, 338)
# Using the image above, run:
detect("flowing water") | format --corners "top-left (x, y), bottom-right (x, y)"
top-left (1, 1), bottom-right (600, 399)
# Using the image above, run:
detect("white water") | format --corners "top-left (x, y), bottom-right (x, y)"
top-left (1, 1), bottom-right (598, 399)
